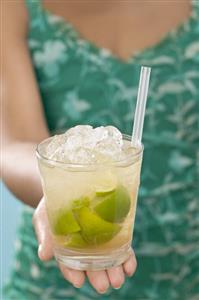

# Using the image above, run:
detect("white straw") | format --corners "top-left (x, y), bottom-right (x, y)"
top-left (132, 66), bottom-right (151, 147)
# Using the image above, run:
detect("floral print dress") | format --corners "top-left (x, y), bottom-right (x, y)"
top-left (3, 0), bottom-right (199, 299)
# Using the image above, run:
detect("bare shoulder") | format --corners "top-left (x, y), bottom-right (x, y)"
top-left (2, 0), bottom-right (29, 38)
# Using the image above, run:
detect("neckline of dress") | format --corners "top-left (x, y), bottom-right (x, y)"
top-left (41, 0), bottom-right (195, 65)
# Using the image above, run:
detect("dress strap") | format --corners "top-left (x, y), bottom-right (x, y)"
top-left (192, 0), bottom-right (199, 20)
top-left (24, 0), bottom-right (47, 31)
top-left (24, 0), bottom-right (42, 20)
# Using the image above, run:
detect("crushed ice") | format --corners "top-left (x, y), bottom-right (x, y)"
top-left (46, 125), bottom-right (129, 163)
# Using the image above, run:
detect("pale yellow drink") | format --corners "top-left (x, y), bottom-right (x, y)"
top-left (37, 129), bottom-right (142, 270)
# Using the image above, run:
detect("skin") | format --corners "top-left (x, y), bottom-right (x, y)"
top-left (1, 0), bottom-right (190, 294)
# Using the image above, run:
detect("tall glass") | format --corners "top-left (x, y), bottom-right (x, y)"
top-left (36, 135), bottom-right (143, 270)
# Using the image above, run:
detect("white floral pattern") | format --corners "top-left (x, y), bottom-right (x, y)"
top-left (3, 0), bottom-right (199, 299)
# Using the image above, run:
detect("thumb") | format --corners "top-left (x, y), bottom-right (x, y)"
top-left (33, 198), bottom-right (54, 261)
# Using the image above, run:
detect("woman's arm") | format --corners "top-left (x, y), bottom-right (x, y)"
top-left (1, 1), bottom-right (49, 207)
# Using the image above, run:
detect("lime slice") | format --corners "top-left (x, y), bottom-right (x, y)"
top-left (95, 187), bottom-right (115, 196)
top-left (94, 173), bottom-right (117, 196)
top-left (94, 185), bottom-right (131, 223)
top-left (64, 232), bottom-right (87, 248)
top-left (74, 207), bottom-right (121, 245)
top-left (53, 209), bottom-right (80, 235)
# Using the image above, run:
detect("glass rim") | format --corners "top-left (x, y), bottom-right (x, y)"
top-left (36, 134), bottom-right (143, 169)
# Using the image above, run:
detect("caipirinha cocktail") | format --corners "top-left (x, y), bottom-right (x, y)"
top-left (37, 125), bottom-right (142, 270)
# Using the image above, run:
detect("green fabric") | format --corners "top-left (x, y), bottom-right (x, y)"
top-left (4, 0), bottom-right (199, 299)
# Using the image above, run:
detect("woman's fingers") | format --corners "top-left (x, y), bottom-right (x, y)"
top-left (32, 197), bottom-right (54, 261)
top-left (107, 265), bottom-right (125, 289)
top-left (86, 270), bottom-right (110, 294)
top-left (122, 250), bottom-right (137, 277)
top-left (59, 263), bottom-right (85, 288)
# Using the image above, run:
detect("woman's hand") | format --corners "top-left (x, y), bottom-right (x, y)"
top-left (33, 198), bottom-right (137, 294)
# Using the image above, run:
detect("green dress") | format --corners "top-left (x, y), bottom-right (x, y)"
top-left (3, 0), bottom-right (199, 299)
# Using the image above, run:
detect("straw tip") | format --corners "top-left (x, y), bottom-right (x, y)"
top-left (141, 66), bottom-right (151, 72)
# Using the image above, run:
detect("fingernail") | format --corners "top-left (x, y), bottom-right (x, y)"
top-left (73, 283), bottom-right (82, 289)
top-left (127, 271), bottom-right (134, 277)
top-left (38, 244), bottom-right (42, 253)
top-left (113, 280), bottom-right (124, 289)
top-left (126, 260), bottom-right (136, 277)
top-left (98, 287), bottom-right (109, 294)
top-left (68, 274), bottom-right (83, 289)
top-left (126, 268), bottom-right (133, 277)
top-left (38, 244), bottom-right (43, 259)
top-left (98, 289), bottom-right (108, 294)
top-left (72, 279), bottom-right (83, 289)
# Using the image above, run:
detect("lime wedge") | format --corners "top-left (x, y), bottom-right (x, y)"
top-left (53, 209), bottom-right (80, 235)
top-left (94, 185), bottom-right (131, 223)
top-left (64, 232), bottom-right (87, 248)
top-left (74, 207), bottom-right (121, 245)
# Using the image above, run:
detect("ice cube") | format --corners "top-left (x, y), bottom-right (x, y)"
top-left (66, 125), bottom-right (93, 138)
top-left (106, 126), bottom-right (122, 140)
top-left (46, 134), bottom-right (67, 159)
top-left (93, 126), bottom-right (109, 142)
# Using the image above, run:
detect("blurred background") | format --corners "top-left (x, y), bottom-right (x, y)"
top-left (1, 182), bottom-right (22, 290)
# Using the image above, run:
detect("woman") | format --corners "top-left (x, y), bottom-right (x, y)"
top-left (2, 0), bottom-right (199, 299)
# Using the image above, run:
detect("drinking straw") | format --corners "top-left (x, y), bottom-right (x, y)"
top-left (131, 66), bottom-right (151, 147)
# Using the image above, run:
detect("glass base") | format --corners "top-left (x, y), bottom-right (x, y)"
top-left (54, 243), bottom-right (131, 271)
